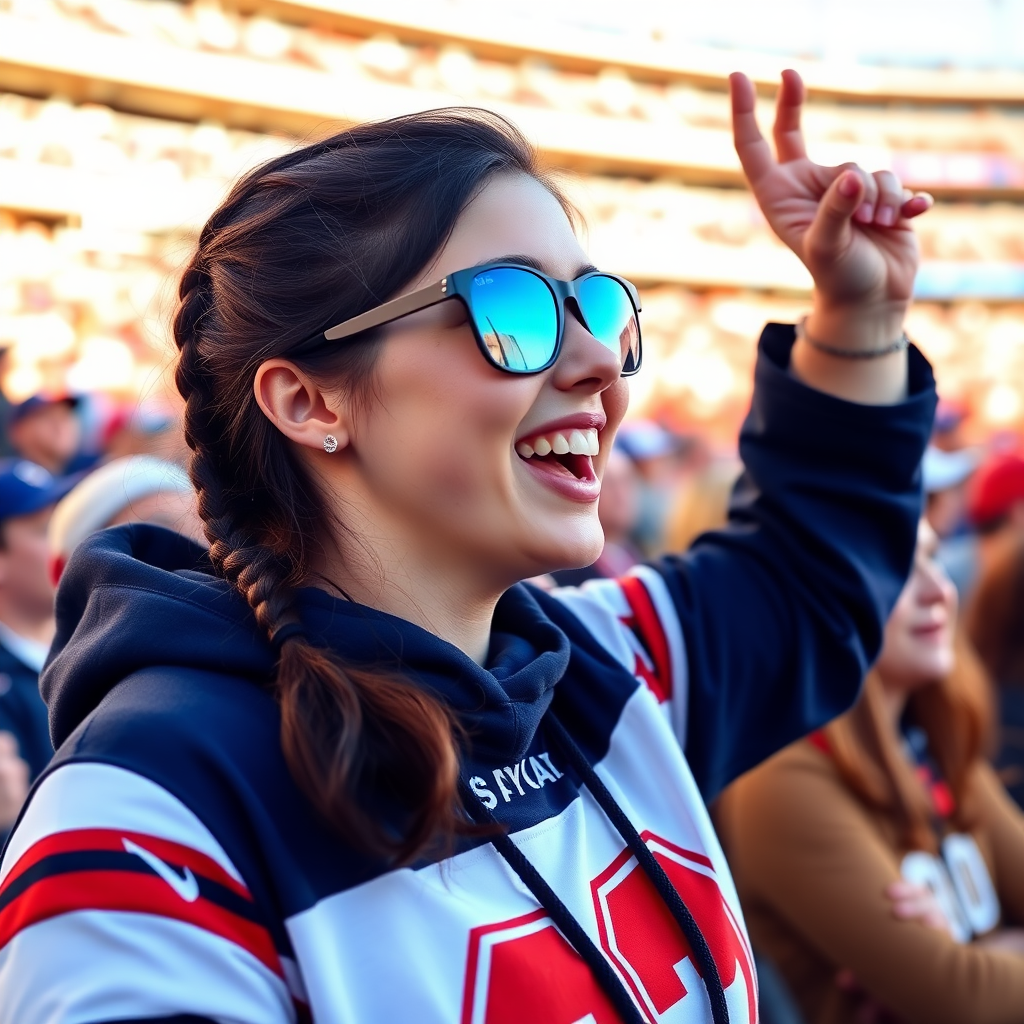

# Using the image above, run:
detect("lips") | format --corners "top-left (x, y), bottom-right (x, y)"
top-left (514, 416), bottom-right (604, 503)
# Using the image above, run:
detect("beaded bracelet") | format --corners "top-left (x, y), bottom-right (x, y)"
top-left (796, 316), bottom-right (910, 360)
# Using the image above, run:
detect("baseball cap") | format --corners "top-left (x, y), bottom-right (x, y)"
top-left (921, 445), bottom-right (980, 495)
top-left (48, 456), bottom-right (192, 573)
top-left (968, 452), bottom-right (1024, 529)
top-left (616, 421), bottom-right (679, 462)
top-left (7, 393), bottom-right (80, 428)
top-left (0, 459), bottom-right (77, 522)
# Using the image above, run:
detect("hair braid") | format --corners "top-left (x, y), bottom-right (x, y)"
top-left (175, 261), bottom-right (301, 636)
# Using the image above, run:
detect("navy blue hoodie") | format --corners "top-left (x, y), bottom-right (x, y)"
top-left (0, 327), bottom-right (935, 1024)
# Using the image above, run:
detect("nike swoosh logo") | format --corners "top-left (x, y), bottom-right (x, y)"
top-left (122, 837), bottom-right (200, 903)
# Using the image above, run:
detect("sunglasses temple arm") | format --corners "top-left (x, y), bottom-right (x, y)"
top-left (323, 280), bottom-right (451, 342)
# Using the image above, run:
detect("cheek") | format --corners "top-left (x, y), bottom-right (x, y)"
top-left (604, 380), bottom-right (630, 438)
top-left (13, 543), bottom-right (52, 593)
top-left (361, 339), bottom-right (537, 505)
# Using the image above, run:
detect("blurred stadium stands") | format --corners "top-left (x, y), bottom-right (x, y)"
top-left (1, 0), bottom-right (1022, 441)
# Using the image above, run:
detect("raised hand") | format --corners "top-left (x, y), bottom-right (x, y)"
top-left (729, 69), bottom-right (933, 403)
top-left (729, 69), bottom-right (932, 318)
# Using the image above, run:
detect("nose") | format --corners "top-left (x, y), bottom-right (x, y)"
top-left (916, 556), bottom-right (956, 615)
top-left (550, 301), bottom-right (622, 393)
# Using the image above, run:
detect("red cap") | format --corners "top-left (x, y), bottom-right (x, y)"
top-left (968, 452), bottom-right (1024, 528)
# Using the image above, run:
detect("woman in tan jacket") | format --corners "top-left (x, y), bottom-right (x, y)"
top-left (718, 520), bottom-right (1024, 1024)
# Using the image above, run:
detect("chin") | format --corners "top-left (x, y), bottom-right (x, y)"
top-left (526, 526), bottom-right (605, 577)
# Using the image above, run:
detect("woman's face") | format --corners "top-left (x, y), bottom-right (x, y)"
top-left (331, 172), bottom-right (630, 588)
top-left (876, 520), bottom-right (958, 692)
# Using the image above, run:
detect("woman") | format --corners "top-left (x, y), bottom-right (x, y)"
top-left (717, 521), bottom-right (1024, 1024)
top-left (966, 530), bottom-right (1024, 809)
top-left (0, 72), bottom-right (935, 1023)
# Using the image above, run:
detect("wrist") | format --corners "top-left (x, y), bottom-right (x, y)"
top-left (805, 299), bottom-right (908, 354)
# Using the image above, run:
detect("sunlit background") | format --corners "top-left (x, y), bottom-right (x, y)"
top-left (2, 0), bottom-right (1023, 445)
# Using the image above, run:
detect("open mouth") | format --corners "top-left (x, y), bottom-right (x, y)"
top-left (515, 428), bottom-right (599, 481)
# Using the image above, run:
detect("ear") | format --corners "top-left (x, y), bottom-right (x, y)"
top-left (253, 359), bottom-right (350, 452)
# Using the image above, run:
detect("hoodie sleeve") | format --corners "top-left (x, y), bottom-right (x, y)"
top-left (550, 323), bottom-right (936, 802)
top-left (0, 760), bottom-right (304, 1024)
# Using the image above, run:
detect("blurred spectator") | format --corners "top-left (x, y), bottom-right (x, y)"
top-left (930, 401), bottom-right (970, 453)
top-left (6, 394), bottom-right (93, 477)
top-left (718, 519), bottom-right (1024, 1024)
top-left (48, 456), bottom-right (203, 583)
top-left (0, 348), bottom-right (15, 460)
top-left (923, 445), bottom-right (980, 539)
top-left (665, 457), bottom-right (741, 552)
top-left (969, 451), bottom-right (1024, 582)
top-left (923, 444), bottom-right (982, 598)
top-left (87, 398), bottom-right (188, 465)
top-left (550, 446), bottom-right (643, 586)
top-left (616, 420), bottom-right (699, 554)
top-left (965, 533), bottom-right (1024, 809)
top-left (0, 460), bottom-right (76, 836)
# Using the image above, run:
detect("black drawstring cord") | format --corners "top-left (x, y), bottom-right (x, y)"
top-left (458, 779), bottom-right (648, 1024)
top-left (545, 711), bottom-right (731, 1024)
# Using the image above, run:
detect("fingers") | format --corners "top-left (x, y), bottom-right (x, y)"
top-left (803, 168), bottom-right (864, 265)
top-left (886, 880), bottom-right (952, 933)
top-left (729, 71), bottom-right (774, 187)
top-left (772, 68), bottom-right (807, 164)
top-left (901, 191), bottom-right (934, 220)
top-left (870, 171), bottom-right (904, 227)
top-left (852, 171), bottom-right (933, 226)
top-left (0, 731), bottom-right (17, 757)
top-left (731, 69), bottom-right (809, 186)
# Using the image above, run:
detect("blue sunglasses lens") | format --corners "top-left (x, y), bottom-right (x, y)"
top-left (468, 268), bottom-right (558, 372)
top-left (578, 275), bottom-right (641, 374)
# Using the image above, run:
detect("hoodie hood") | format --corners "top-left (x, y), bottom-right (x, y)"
top-left (43, 524), bottom-right (571, 762)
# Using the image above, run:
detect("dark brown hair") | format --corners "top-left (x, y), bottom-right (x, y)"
top-left (824, 634), bottom-right (994, 853)
top-left (172, 109), bottom-right (566, 863)
top-left (965, 534), bottom-right (1024, 688)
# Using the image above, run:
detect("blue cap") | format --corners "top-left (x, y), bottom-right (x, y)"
top-left (7, 393), bottom-right (79, 428)
top-left (0, 460), bottom-right (77, 522)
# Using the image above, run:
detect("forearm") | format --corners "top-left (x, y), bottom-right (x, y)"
top-left (790, 297), bottom-right (909, 405)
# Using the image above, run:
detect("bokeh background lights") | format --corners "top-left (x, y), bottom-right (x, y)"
top-left (1, 0), bottom-right (1023, 445)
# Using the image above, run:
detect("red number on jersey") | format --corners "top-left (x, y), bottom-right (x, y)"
top-left (461, 909), bottom-right (620, 1024)
top-left (592, 832), bottom-right (757, 1023)
top-left (461, 834), bottom-right (756, 1024)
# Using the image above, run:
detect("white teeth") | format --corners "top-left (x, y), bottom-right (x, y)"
top-left (568, 430), bottom-right (589, 455)
top-left (517, 428), bottom-right (601, 459)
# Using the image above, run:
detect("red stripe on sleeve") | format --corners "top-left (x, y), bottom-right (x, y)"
top-left (619, 575), bottom-right (672, 703)
top-left (1, 829), bottom-right (250, 901)
top-left (0, 868), bottom-right (282, 976)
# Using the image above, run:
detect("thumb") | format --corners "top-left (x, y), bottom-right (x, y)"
top-left (804, 169), bottom-right (864, 266)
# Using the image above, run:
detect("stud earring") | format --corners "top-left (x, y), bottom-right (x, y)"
top-left (323, 435), bottom-right (338, 453)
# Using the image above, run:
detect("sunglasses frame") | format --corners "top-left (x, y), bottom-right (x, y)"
top-left (294, 262), bottom-right (643, 376)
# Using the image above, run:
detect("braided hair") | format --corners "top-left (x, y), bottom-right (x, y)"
top-left (172, 109), bottom-right (569, 863)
